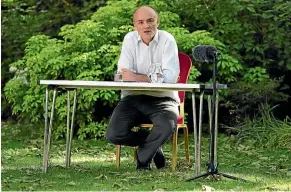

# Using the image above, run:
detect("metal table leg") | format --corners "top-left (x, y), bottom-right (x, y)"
top-left (214, 94), bottom-right (219, 164)
top-left (43, 87), bottom-right (57, 173)
top-left (192, 92), bottom-right (198, 176)
top-left (207, 96), bottom-right (212, 163)
top-left (192, 91), bottom-right (205, 176)
top-left (198, 91), bottom-right (204, 175)
top-left (65, 90), bottom-right (71, 167)
top-left (65, 89), bottom-right (77, 167)
top-left (43, 88), bottom-right (49, 172)
top-left (207, 94), bottom-right (219, 165)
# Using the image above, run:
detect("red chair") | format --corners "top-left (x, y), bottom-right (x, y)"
top-left (116, 52), bottom-right (192, 170)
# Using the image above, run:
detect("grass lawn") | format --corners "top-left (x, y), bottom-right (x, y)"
top-left (1, 121), bottom-right (291, 191)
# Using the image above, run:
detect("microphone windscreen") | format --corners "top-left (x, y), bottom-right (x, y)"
top-left (193, 45), bottom-right (217, 63)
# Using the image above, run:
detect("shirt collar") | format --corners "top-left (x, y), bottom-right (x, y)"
top-left (137, 30), bottom-right (159, 44)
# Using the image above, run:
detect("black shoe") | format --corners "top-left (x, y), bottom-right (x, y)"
top-left (153, 147), bottom-right (166, 169)
top-left (136, 158), bottom-right (151, 171)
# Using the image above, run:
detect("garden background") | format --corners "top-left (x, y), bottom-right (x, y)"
top-left (1, 0), bottom-right (291, 191)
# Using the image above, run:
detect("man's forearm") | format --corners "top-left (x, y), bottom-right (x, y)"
top-left (135, 73), bottom-right (151, 82)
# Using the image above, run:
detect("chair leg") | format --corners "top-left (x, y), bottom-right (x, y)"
top-left (116, 145), bottom-right (121, 168)
top-left (183, 126), bottom-right (190, 163)
top-left (172, 130), bottom-right (178, 171)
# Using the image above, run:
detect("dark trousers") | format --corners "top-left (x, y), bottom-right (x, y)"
top-left (106, 95), bottom-right (179, 165)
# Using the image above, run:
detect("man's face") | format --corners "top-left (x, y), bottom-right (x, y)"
top-left (133, 7), bottom-right (159, 44)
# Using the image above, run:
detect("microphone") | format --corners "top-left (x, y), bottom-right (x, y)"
top-left (192, 45), bottom-right (219, 63)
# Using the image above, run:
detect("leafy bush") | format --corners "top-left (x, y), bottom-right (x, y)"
top-left (172, 0), bottom-right (291, 71)
top-left (172, 0), bottom-right (291, 118)
top-left (243, 67), bottom-right (269, 83)
top-left (1, 0), bottom-right (107, 119)
top-left (224, 78), bottom-right (289, 125)
top-left (4, 0), bottom-right (241, 139)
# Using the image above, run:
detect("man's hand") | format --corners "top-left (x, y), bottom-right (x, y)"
top-left (121, 68), bottom-right (137, 81)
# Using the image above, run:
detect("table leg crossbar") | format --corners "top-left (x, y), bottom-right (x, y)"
top-left (43, 88), bottom-right (215, 176)
top-left (187, 92), bottom-right (247, 182)
top-left (43, 87), bottom-right (57, 173)
top-left (42, 88), bottom-right (77, 173)
top-left (192, 91), bottom-right (220, 177)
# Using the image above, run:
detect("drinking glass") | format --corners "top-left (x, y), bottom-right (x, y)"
top-left (148, 63), bottom-right (164, 83)
top-left (114, 72), bottom-right (123, 82)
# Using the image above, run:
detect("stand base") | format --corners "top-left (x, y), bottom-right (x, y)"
top-left (185, 170), bottom-right (247, 182)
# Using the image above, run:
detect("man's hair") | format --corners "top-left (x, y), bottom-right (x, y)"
top-left (132, 5), bottom-right (159, 19)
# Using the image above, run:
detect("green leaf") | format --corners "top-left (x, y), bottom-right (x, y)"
top-left (247, 7), bottom-right (256, 13)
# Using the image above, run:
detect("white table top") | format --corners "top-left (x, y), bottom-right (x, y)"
top-left (39, 80), bottom-right (227, 92)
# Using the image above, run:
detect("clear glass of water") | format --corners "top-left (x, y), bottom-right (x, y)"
top-left (149, 63), bottom-right (164, 83)
top-left (114, 71), bottom-right (123, 82)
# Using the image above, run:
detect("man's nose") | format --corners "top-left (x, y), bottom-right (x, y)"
top-left (142, 22), bottom-right (150, 28)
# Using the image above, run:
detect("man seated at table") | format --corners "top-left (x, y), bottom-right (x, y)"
top-left (106, 5), bottom-right (180, 170)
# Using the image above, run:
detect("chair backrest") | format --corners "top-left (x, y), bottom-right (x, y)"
top-left (178, 52), bottom-right (192, 103)
top-left (177, 52), bottom-right (192, 124)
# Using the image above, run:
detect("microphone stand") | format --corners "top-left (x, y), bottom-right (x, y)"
top-left (185, 54), bottom-right (247, 182)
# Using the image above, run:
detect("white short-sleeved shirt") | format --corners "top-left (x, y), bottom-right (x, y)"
top-left (117, 30), bottom-right (180, 103)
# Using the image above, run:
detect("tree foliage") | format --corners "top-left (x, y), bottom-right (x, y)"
top-left (1, 0), bottom-right (107, 119)
top-left (4, 0), bottom-right (290, 139)
top-left (4, 0), bottom-right (241, 139)
top-left (172, 0), bottom-right (291, 120)
top-left (172, 0), bottom-right (291, 71)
